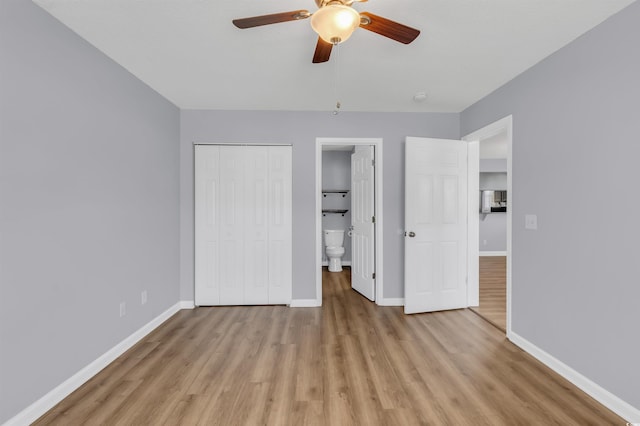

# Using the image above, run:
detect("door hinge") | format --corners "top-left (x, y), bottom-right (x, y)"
top-left (372, 159), bottom-right (375, 166)
top-left (372, 272), bottom-right (376, 280)
top-left (372, 216), bottom-right (375, 223)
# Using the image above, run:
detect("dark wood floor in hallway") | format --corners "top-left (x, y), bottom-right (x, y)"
top-left (35, 267), bottom-right (622, 425)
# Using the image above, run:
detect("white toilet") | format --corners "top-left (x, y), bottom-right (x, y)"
top-left (324, 229), bottom-right (345, 272)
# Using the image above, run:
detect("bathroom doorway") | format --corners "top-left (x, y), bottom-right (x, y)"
top-left (315, 138), bottom-right (384, 305)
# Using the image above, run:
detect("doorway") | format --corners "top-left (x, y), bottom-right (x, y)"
top-left (462, 116), bottom-right (513, 335)
top-left (315, 138), bottom-right (384, 305)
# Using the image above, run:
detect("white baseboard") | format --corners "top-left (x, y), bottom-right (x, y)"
top-left (508, 331), bottom-right (640, 423)
top-left (4, 302), bottom-right (183, 426)
top-left (377, 298), bottom-right (404, 306)
top-left (289, 299), bottom-right (322, 307)
top-left (479, 251), bottom-right (507, 256)
top-left (180, 300), bottom-right (195, 309)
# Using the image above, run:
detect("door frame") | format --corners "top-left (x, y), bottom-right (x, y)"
top-left (462, 115), bottom-right (513, 335)
top-left (315, 138), bottom-right (384, 305)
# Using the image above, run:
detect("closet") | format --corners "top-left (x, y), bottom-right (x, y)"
top-left (194, 145), bottom-right (292, 306)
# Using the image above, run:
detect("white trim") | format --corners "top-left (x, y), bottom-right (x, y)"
top-left (462, 115), bottom-right (513, 335)
top-left (315, 138), bottom-right (384, 305)
top-left (479, 251), bottom-right (507, 257)
top-left (508, 331), bottom-right (640, 423)
top-left (180, 300), bottom-right (195, 309)
top-left (466, 140), bottom-right (480, 307)
top-left (289, 299), bottom-right (322, 307)
top-left (3, 303), bottom-right (182, 426)
top-left (377, 298), bottom-right (404, 306)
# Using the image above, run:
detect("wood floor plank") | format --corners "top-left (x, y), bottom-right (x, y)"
top-left (33, 267), bottom-right (623, 425)
top-left (295, 324), bottom-right (323, 402)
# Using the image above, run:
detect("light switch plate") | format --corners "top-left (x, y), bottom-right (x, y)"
top-left (525, 214), bottom-right (538, 230)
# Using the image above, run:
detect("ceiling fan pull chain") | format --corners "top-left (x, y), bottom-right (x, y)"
top-left (333, 43), bottom-right (341, 115)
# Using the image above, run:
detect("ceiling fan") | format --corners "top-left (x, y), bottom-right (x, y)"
top-left (232, 0), bottom-right (420, 63)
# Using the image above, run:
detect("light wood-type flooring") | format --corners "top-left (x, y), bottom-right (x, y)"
top-left (35, 267), bottom-right (622, 425)
top-left (470, 256), bottom-right (507, 332)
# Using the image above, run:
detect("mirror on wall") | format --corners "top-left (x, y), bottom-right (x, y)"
top-left (480, 190), bottom-right (507, 213)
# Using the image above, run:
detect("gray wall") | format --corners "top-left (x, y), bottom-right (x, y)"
top-left (180, 111), bottom-right (460, 300)
top-left (480, 158), bottom-right (507, 172)
top-left (322, 150), bottom-right (352, 263)
top-left (0, 1), bottom-right (180, 422)
top-left (461, 0), bottom-right (640, 410)
top-left (479, 214), bottom-right (506, 252)
top-left (479, 172), bottom-right (507, 190)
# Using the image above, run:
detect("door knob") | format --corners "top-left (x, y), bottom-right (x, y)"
top-left (407, 231), bottom-right (416, 238)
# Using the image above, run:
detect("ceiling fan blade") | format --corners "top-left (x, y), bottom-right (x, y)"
top-left (233, 10), bottom-right (310, 29)
top-left (312, 37), bottom-right (333, 63)
top-left (359, 12), bottom-right (420, 44)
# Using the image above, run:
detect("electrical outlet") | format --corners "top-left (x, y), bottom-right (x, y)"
top-left (483, 239), bottom-right (488, 246)
top-left (141, 290), bottom-right (147, 305)
top-left (525, 214), bottom-right (538, 230)
top-left (119, 302), bottom-right (126, 317)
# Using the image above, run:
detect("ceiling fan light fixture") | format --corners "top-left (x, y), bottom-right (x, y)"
top-left (311, 3), bottom-right (360, 44)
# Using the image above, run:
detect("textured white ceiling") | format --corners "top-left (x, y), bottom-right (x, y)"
top-left (33, 0), bottom-right (636, 112)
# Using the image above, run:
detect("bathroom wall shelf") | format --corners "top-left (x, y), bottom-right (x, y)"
top-left (322, 190), bottom-right (349, 198)
top-left (322, 209), bottom-right (349, 216)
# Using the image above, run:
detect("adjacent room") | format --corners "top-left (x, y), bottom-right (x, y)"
top-left (2, 0), bottom-right (639, 424)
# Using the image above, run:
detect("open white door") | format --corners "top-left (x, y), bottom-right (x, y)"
top-left (404, 137), bottom-right (468, 314)
top-left (351, 145), bottom-right (375, 301)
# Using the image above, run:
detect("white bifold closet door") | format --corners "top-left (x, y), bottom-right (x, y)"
top-left (195, 145), bottom-right (292, 306)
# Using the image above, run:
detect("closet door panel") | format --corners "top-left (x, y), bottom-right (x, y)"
top-left (195, 146), bottom-right (220, 305)
top-left (244, 147), bottom-right (270, 304)
top-left (219, 146), bottom-right (245, 305)
top-left (268, 146), bottom-right (292, 304)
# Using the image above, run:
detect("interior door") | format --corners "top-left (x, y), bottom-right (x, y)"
top-left (194, 145), bottom-right (220, 305)
top-left (267, 146), bottom-right (293, 304)
top-left (243, 147), bottom-right (269, 304)
top-left (219, 146), bottom-right (245, 305)
top-left (404, 137), bottom-right (468, 314)
top-left (351, 145), bottom-right (375, 301)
